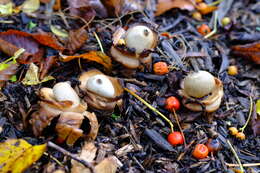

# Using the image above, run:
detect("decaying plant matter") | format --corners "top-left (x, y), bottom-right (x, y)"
top-left (30, 82), bottom-right (98, 145)
top-left (79, 69), bottom-right (123, 111)
top-left (110, 24), bottom-right (158, 69)
top-left (179, 70), bottom-right (224, 112)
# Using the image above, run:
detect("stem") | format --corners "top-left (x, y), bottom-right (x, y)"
top-left (240, 96), bottom-right (253, 132)
top-left (93, 32), bottom-right (104, 53)
top-left (208, 0), bottom-right (224, 6)
top-left (124, 88), bottom-right (174, 132)
top-left (226, 162), bottom-right (260, 167)
top-left (172, 109), bottom-right (186, 147)
top-left (0, 48), bottom-right (25, 64)
top-left (227, 140), bottom-right (244, 173)
top-left (47, 141), bottom-right (96, 173)
top-left (204, 11), bottom-right (218, 39)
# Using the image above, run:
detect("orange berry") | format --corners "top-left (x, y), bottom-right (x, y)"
top-left (165, 96), bottom-right (180, 111)
top-left (192, 11), bottom-right (202, 21)
top-left (206, 138), bottom-right (221, 153)
top-left (236, 132), bottom-right (246, 140)
top-left (229, 127), bottom-right (238, 136)
top-left (192, 144), bottom-right (209, 159)
top-left (153, 62), bottom-right (169, 75)
top-left (167, 131), bottom-right (184, 146)
top-left (228, 65), bottom-right (238, 76)
top-left (197, 24), bottom-right (211, 36)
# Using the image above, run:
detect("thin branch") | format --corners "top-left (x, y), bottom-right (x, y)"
top-left (47, 141), bottom-right (96, 173)
top-left (124, 88), bottom-right (174, 132)
top-left (226, 140), bottom-right (244, 173)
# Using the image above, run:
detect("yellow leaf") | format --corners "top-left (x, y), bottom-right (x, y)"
top-left (21, 0), bottom-right (40, 13)
top-left (22, 63), bottom-right (54, 85)
top-left (0, 2), bottom-right (13, 16)
top-left (50, 25), bottom-right (69, 38)
top-left (0, 139), bottom-right (46, 173)
top-left (60, 51), bottom-right (112, 70)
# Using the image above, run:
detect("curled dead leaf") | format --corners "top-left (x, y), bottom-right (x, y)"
top-left (155, 0), bottom-right (195, 16)
top-left (65, 27), bottom-right (88, 54)
top-left (60, 51), bottom-right (112, 70)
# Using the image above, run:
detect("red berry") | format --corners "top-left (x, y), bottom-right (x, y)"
top-left (167, 132), bottom-right (184, 146)
top-left (192, 144), bottom-right (209, 159)
top-left (165, 96), bottom-right (180, 111)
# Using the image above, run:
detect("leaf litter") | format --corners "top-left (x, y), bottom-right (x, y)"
top-left (0, 0), bottom-right (259, 173)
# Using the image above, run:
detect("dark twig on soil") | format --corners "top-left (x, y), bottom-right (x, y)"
top-left (47, 141), bottom-right (96, 173)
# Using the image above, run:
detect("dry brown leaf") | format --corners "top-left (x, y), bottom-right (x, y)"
top-left (60, 51), bottom-right (112, 70)
top-left (155, 0), bottom-right (195, 16)
top-left (65, 27), bottom-right (88, 54)
top-left (71, 142), bottom-right (97, 173)
top-left (67, 0), bottom-right (107, 21)
top-left (231, 41), bottom-right (260, 64)
top-left (101, 0), bottom-right (143, 16)
top-left (94, 156), bottom-right (118, 173)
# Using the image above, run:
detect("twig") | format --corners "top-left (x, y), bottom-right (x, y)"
top-left (226, 140), bottom-right (244, 173)
top-left (240, 96), bottom-right (253, 133)
top-left (44, 152), bottom-right (64, 167)
top-left (226, 162), bottom-right (260, 167)
top-left (124, 88), bottom-right (174, 132)
top-left (93, 32), bottom-right (104, 53)
top-left (47, 141), bottom-right (96, 173)
top-left (177, 140), bottom-right (195, 161)
top-left (172, 109), bottom-right (186, 147)
top-left (204, 12), bottom-right (218, 39)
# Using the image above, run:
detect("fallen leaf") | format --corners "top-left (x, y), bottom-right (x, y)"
top-left (60, 51), bottom-right (112, 70)
top-left (231, 41), bottom-right (260, 64)
top-left (94, 156), bottom-right (119, 173)
top-left (67, 0), bottom-right (107, 22)
top-left (22, 63), bottom-right (54, 85)
top-left (65, 27), bottom-right (88, 54)
top-left (0, 2), bottom-right (13, 16)
top-left (102, 0), bottom-right (143, 16)
top-left (256, 100), bottom-right (260, 115)
top-left (21, 0), bottom-right (40, 13)
top-left (39, 55), bottom-right (57, 80)
top-left (0, 29), bottom-right (64, 63)
top-left (155, 0), bottom-right (195, 16)
top-left (0, 139), bottom-right (46, 173)
top-left (196, 4), bottom-right (217, 15)
top-left (71, 142), bottom-right (97, 173)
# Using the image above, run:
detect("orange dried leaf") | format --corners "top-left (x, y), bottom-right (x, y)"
top-left (60, 51), bottom-right (112, 70)
top-left (196, 4), bottom-right (217, 15)
top-left (231, 41), bottom-right (260, 64)
top-left (156, 0), bottom-right (195, 16)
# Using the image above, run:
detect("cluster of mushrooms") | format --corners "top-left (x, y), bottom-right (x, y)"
top-left (30, 24), bottom-right (224, 145)
top-left (179, 70), bottom-right (224, 113)
top-left (30, 70), bottom-right (123, 145)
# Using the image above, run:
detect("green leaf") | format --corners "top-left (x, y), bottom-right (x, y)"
top-left (27, 21), bottom-right (37, 30)
top-left (50, 25), bottom-right (68, 38)
top-left (111, 113), bottom-right (121, 120)
top-left (0, 2), bottom-right (13, 16)
top-left (10, 75), bottom-right (17, 82)
top-left (0, 63), bottom-right (10, 71)
top-left (256, 99), bottom-right (260, 115)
